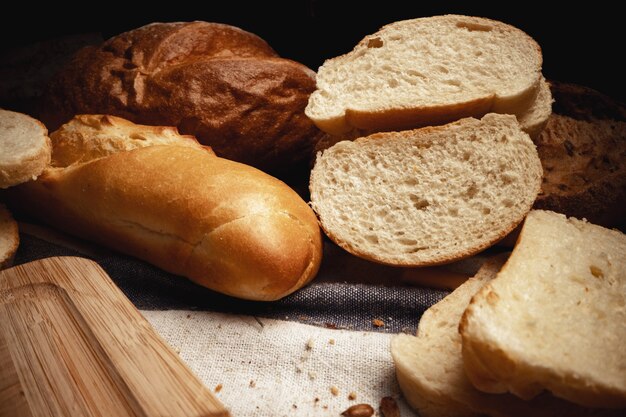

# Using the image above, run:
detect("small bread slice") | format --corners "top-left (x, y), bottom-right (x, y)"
top-left (0, 109), bottom-right (51, 188)
top-left (460, 210), bottom-right (626, 408)
top-left (0, 204), bottom-right (19, 269)
top-left (391, 254), bottom-right (612, 417)
top-left (309, 113), bottom-right (542, 266)
top-left (49, 114), bottom-right (207, 168)
top-left (306, 15), bottom-right (543, 135)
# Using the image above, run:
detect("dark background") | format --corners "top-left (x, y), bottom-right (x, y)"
top-left (1, 1), bottom-right (624, 103)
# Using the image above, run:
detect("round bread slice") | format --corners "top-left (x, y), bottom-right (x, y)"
top-left (309, 113), bottom-right (542, 266)
top-left (0, 204), bottom-right (19, 269)
top-left (460, 210), bottom-right (626, 408)
top-left (0, 109), bottom-right (51, 188)
top-left (306, 15), bottom-right (543, 135)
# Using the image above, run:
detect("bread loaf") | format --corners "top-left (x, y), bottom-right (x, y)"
top-left (460, 210), bottom-right (626, 408)
top-left (40, 22), bottom-right (324, 175)
top-left (310, 113), bottom-right (542, 266)
top-left (306, 15), bottom-right (545, 136)
top-left (0, 109), bottom-right (51, 188)
top-left (8, 115), bottom-right (323, 301)
top-left (0, 204), bottom-right (18, 270)
top-left (534, 82), bottom-right (626, 228)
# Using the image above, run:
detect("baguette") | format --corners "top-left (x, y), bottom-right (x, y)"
top-left (8, 115), bottom-right (323, 301)
top-left (310, 113), bottom-right (542, 266)
top-left (306, 15), bottom-right (544, 136)
top-left (460, 210), bottom-right (626, 408)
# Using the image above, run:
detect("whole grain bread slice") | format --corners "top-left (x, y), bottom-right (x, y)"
top-left (0, 204), bottom-right (18, 269)
top-left (309, 113), bottom-right (542, 266)
top-left (0, 109), bottom-right (51, 188)
top-left (391, 254), bottom-right (617, 417)
top-left (460, 210), bottom-right (626, 408)
top-left (306, 15), bottom-right (543, 135)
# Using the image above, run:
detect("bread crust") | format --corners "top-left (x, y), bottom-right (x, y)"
top-left (40, 22), bottom-right (323, 174)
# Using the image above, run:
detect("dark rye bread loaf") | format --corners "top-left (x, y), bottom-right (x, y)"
top-left (534, 82), bottom-right (626, 228)
top-left (39, 22), bottom-right (324, 175)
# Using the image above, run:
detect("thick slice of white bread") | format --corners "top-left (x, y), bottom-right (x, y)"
top-left (309, 113), bottom-right (542, 266)
top-left (0, 204), bottom-right (19, 269)
top-left (460, 210), bottom-right (626, 408)
top-left (391, 254), bottom-right (614, 417)
top-left (0, 109), bottom-right (51, 188)
top-left (306, 15), bottom-right (543, 135)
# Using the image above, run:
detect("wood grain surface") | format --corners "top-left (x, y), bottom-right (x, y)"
top-left (0, 256), bottom-right (230, 417)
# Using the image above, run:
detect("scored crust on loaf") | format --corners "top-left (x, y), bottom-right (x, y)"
top-left (533, 82), bottom-right (626, 227)
top-left (391, 254), bottom-right (612, 417)
top-left (0, 204), bottom-right (19, 270)
top-left (306, 15), bottom-right (543, 135)
top-left (460, 210), bottom-right (626, 408)
top-left (41, 21), bottom-right (324, 174)
top-left (50, 114), bottom-right (207, 168)
top-left (310, 113), bottom-right (542, 266)
top-left (0, 109), bottom-right (51, 188)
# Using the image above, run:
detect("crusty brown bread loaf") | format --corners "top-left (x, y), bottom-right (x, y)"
top-left (8, 115), bottom-right (323, 301)
top-left (534, 82), bottom-right (626, 228)
top-left (39, 22), bottom-right (324, 175)
top-left (0, 204), bottom-right (18, 270)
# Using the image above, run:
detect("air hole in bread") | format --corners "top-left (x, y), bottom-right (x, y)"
top-left (444, 79), bottom-right (462, 88)
top-left (404, 178), bottom-right (419, 186)
top-left (409, 195), bottom-right (429, 210)
top-left (365, 234), bottom-right (379, 244)
top-left (462, 151), bottom-right (471, 161)
top-left (366, 37), bottom-right (384, 48)
top-left (502, 198), bottom-right (514, 208)
top-left (388, 79), bottom-right (399, 88)
top-left (589, 265), bottom-right (605, 279)
top-left (436, 65), bottom-right (449, 74)
top-left (456, 21), bottom-right (493, 32)
top-left (405, 246), bottom-right (429, 253)
top-left (398, 238), bottom-right (418, 246)
top-left (482, 207), bottom-right (491, 215)
top-left (449, 207), bottom-right (459, 216)
top-left (465, 184), bottom-right (478, 198)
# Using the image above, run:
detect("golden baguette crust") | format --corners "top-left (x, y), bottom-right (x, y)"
top-left (11, 146), bottom-right (322, 300)
top-left (40, 22), bottom-right (323, 174)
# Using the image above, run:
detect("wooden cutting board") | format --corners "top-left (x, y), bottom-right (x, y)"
top-left (0, 256), bottom-right (230, 417)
